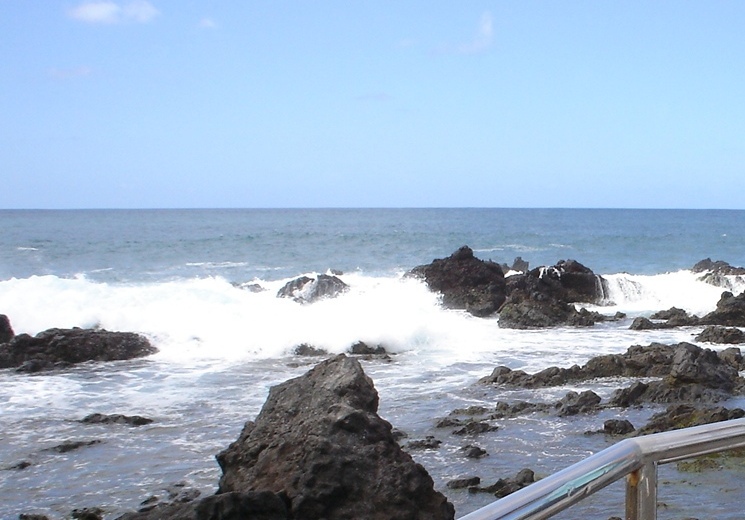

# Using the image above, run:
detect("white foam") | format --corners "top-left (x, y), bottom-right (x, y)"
top-left (0, 269), bottom-right (739, 371)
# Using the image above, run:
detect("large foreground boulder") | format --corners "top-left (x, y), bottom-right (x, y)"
top-left (408, 246), bottom-right (507, 317)
top-left (118, 355), bottom-right (454, 520)
top-left (216, 354), bottom-right (454, 520)
top-left (0, 326), bottom-right (156, 372)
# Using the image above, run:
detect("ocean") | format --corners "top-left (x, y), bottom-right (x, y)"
top-left (1, 208), bottom-right (745, 519)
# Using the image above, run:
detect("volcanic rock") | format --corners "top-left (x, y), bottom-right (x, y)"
top-left (79, 413), bottom-right (154, 427)
top-left (695, 326), bottom-right (745, 344)
top-left (216, 354), bottom-right (455, 520)
top-left (555, 390), bottom-right (602, 417)
top-left (408, 246), bottom-right (507, 317)
top-left (635, 405), bottom-right (745, 436)
top-left (700, 291), bottom-right (745, 327)
top-left (276, 274), bottom-right (349, 304)
top-left (0, 327), bottom-right (156, 372)
top-left (470, 468), bottom-right (537, 498)
top-left (0, 314), bottom-right (14, 343)
top-left (497, 260), bottom-right (608, 328)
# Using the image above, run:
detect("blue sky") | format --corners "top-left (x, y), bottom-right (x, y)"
top-left (2, 2), bottom-right (744, 209)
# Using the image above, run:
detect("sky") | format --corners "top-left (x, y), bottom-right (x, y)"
top-left (2, 1), bottom-right (744, 209)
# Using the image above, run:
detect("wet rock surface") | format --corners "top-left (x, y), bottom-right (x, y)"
top-left (408, 245), bottom-right (507, 317)
top-left (0, 323), bottom-right (156, 372)
top-left (695, 325), bottom-right (745, 344)
top-left (276, 273), bottom-right (349, 304)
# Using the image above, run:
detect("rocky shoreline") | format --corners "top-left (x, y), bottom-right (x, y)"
top-left (4, 249), bottom-right (745, 520)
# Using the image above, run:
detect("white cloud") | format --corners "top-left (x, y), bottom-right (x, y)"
top-left (69, 1), bottom-right (159, 24)
top-left (458, 12), bottom-right (493, 54)
top-left (198, 17), bottom-right (218, 30)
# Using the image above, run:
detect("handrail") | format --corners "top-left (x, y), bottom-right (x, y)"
top-left (457, 417), bottom-right (745, 520)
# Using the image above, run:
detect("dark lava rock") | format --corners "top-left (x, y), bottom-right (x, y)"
top-left (696, 325), bottom-right (745, 344)
top-left (0, 314), bottom-right (14, 343)
top-left (452, 421), bottom-right (498, 436)
top-left (216, 354), bottom-right (455, 520)
top-left (276, 274), bottom-right (349, 304)
top-left (667, 342), bottom-right (739, 392)
top-left (603, 419), bottom-right (636, 435)
top-left (700, 291), bottom-right (745, 327)
top-left (406, 436), bottom-right (443, 450)
top-left (292, 343), bottom-right (329, 356)
top-left (470, 468), bottom-right (537, 498)
top-left (586, 419), bottom-right (636, 436)
top-left (492, 400), bottom-right (551, 418)
top-left (497, 260), bottom-right (608, 329)
top-left (460, 445), bottom-right (488, 458)
top-left (447, 476), bottom-right (481, 489)
top-left (45, 440), bottom-right (102, 453)
top-left (0, 327), bottom-right (156, 372)
top-left (480, 342), bottom-right (727, 389)
top-left (692, 258), bottom-right (745, 275)
top-left (118, 491), bottom-right (290, 520)
top-left (630, 308), bottom-right (699, 330)
top-left (72, 507), bottom-right (105, 520)
top-left (408, 246), bottom-right (507, 317)
top-left (692, 259), bottom-right (745, 289)
top-left (555, 390), bottom-right (602, 417)
top-left (349, 341), bottom-right (387, 355)
top-left (20, 515), bottom-right (50, 520)
top-left (80, 413), bottom-right (153, 427)
top-left (635, 405), bottom-right (745, 436)
top-left (718, 347), bottom-right (745, 370)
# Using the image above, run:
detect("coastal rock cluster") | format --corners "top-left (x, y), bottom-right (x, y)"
top-left (408, 246), bottom-right (612, 327)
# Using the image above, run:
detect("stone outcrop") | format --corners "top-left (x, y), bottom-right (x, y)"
top-left (692, 259), bottom-right (745, 290)
top-left (635, 405), bottom-right (745, 436)
top-left (629, 308), bottom-right (700, 330)
top-left (79, 413), bottom-right (154, 427)
top-left (408, 246), bottom-right (507, 317)
top-left (216, 354), bottom-right (454, 520)
top-left (480, 342), bottom-right (740, 391)
top-left (469, 468), bottom-right (537, 498)
top-left (700, 291), bottom-right (745, 327)
top-left (696, 325), bottom-right (745, 344)
top-left (0, 314), bottom-right (14, 343)
top-left (0, 326), bottom-right (156, 373)
top-left (277, 274), bottom-right (349, 304)
top-left (497, 260), bottom-right (608, 329)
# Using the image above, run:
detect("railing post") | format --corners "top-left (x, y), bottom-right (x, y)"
top-left (625, 461), bottom-right (657, 520)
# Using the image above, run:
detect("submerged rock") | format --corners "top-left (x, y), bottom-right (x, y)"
top-left (696, 325), bottom-right (745, 344)
top-left (470, 468), bottom-right (537, 498)
top-left (79, 413), bottom-right (153, 427)
top-left (0, 327), bottom-right (156, 372)
top-left (277, 273), bottom-right (349, 304)
top-left (408, 246), bottom-right (507, 317)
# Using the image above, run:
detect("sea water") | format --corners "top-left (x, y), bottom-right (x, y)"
top-left (1, 208), bottom-right (745, 519)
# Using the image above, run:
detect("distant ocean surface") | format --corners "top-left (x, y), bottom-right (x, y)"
top-left (2, 208), bottom-right (745, 519)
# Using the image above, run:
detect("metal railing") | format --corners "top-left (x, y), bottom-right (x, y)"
top-left (457, 417), bottom-right (745, 520)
